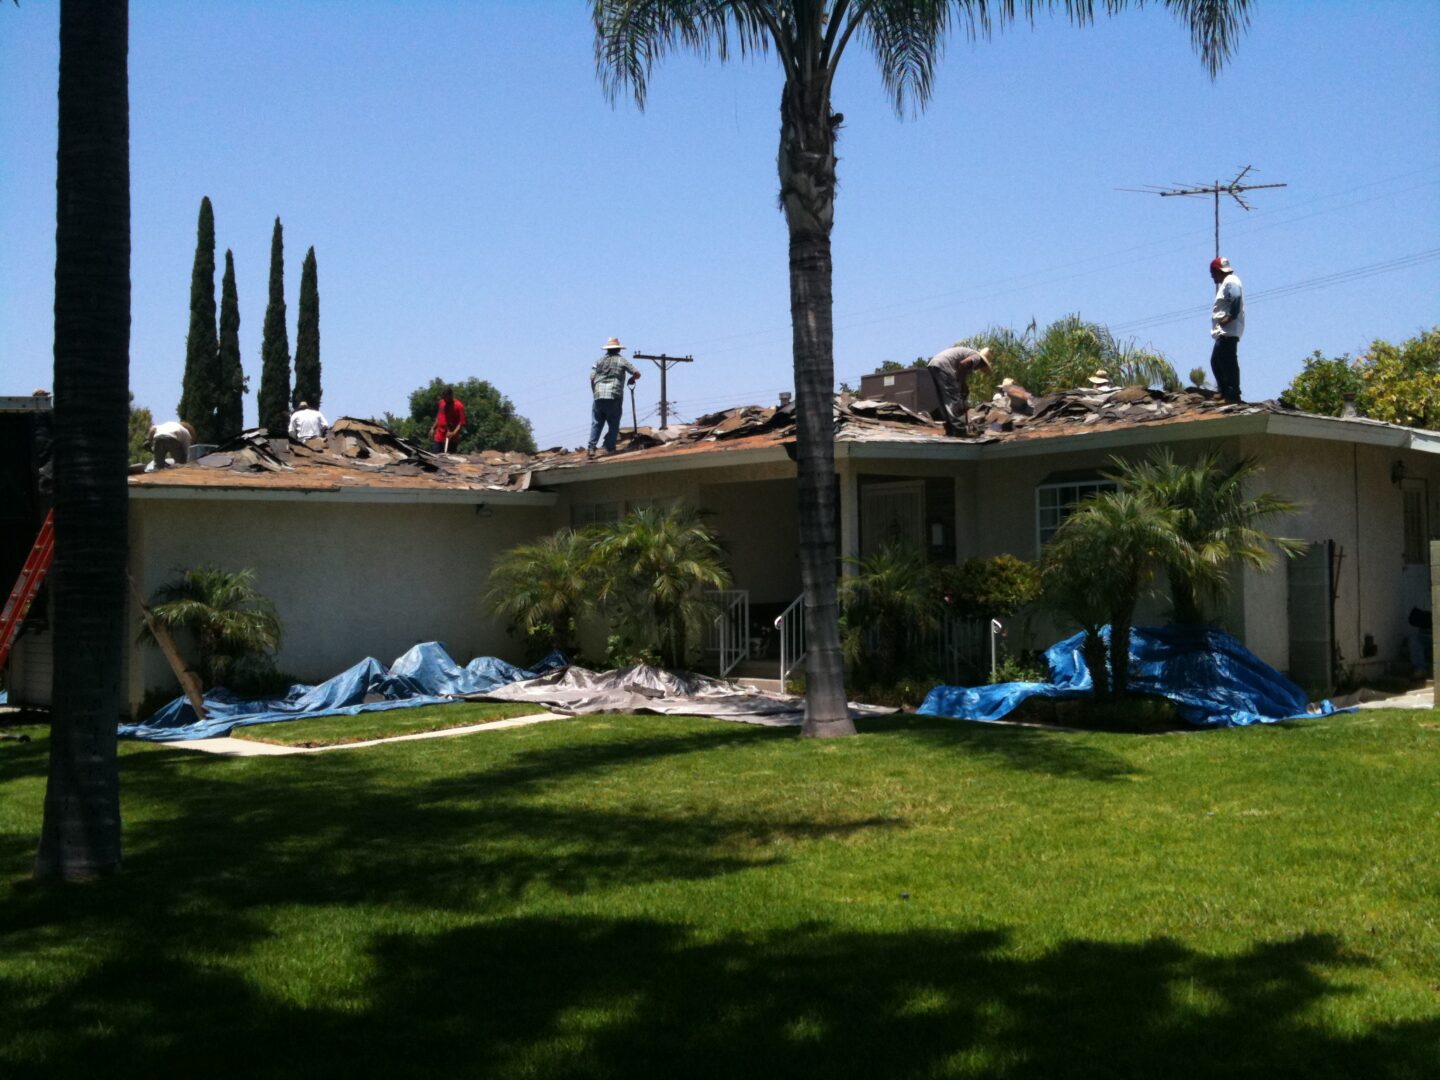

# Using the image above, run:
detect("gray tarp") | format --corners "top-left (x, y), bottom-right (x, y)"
top-left (468, 664), bottom-right (896, 726)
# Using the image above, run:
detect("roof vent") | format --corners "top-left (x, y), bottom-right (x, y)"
top-left (778, 391), bottom-right (792, 408)
top-left (1341, 392), bottom-right (1359, 419)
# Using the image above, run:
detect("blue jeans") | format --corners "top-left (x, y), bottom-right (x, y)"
top-left (589, 396), bottom-right (624, 451)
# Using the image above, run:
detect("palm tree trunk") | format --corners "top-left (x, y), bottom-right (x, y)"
top-left (35, 0), bottom-right (130, 881)
top-left (1083, 628), bottom-right (1109, 700)
top-left (780, 74), bottom-right (852, 738)
top-left (1111, 615), bottom-right (1133, 697)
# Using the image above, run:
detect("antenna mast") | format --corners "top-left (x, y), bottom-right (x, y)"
top-left (1123, 166), bottom-right (1287, 257)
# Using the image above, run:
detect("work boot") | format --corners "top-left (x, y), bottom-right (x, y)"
top-left (585, 448), bottom-right (595, 460)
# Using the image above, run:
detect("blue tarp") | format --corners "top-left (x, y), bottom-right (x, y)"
top-left (918, 625), bottom-right (1345, 728)
top-left (118, 642), bottom-right (566, 742)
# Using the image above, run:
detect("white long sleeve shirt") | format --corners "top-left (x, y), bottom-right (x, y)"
top-left (289, 408), bottom-right (329, 440)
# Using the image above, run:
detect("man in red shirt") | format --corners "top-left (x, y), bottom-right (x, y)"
top-left (431, 386), bottom-right (466, 453)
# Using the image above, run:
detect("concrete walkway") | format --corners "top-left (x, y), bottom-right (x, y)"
top-left (173, 711), bottom-right (567, 757)
top-left (1354, 686), bottom-right (1436, 710)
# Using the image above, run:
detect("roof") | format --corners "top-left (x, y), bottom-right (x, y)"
top-left (127, 388), bottom-right (1440, 500)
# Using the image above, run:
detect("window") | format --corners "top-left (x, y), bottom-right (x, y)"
top-left (570, 500), bottom-right (623, 528)
top-left (1035, 474), bottom-right (1116, 550)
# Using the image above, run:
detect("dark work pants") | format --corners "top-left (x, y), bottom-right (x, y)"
top-left (927, 366), bottom-right (969, 432)
top-left (1210, 336), bottom-right (1241, 403)
top-left (589, 396), bottom-right (624, 451)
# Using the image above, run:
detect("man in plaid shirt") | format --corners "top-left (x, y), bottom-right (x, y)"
top-left (588, 337), bottom-right (641, 458)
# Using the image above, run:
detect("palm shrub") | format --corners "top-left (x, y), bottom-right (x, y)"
top-left (840, 544), bottom-right (942, 686)
top-left (484, 528), bottom-right (595, 659)
top-left (589, 505), bottom-right (732, 671)
top-left (964, 314), bottom-right (1179, 401)
top-left (140, 566), bottom-right (282, 690)
top-left (1110, 450), bottom-right (1304, 624)
top-left (1041, 492), bottom-right (1184, 696)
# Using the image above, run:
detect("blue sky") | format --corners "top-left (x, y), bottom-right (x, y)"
top-left (3, 1), bottom-right (1437, 450)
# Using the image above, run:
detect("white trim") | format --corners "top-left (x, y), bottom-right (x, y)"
top-left (534, 445), bottom-right (791, 483)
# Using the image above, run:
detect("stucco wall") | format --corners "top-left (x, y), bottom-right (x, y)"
top-left (1239, 436), bottom-right (1440, 678)
top-left (127, 497), bottom-right (553, 711)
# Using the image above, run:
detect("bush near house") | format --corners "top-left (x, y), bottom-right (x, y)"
top-left (487, 505), bottom-right (730, 671)
top-left (139, 566), bottom-right (282, 690)
top-left (1280, 327), bottom-right (1440, 428)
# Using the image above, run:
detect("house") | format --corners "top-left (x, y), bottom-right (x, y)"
top-left (5, 389), bottom-right (1438, 716)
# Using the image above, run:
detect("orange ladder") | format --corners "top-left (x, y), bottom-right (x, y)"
top-left (0, 510), bottom-right (55, 670)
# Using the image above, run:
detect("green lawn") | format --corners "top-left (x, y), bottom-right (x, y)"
top-left (229, 700), bottom-right (543, 746)
top-left (1, 709), bottom-right (1436, 1078)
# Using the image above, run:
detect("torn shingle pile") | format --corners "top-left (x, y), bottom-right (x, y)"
top-left (964, 385), bottom-right (1296, 440)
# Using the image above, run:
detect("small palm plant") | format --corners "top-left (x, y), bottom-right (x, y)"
top-left (141, 566), bottom-right (282, 689)
top-left (485, 528), bottom-right (595, 657)
top-left (1042, 491), bottom-right (1184, 696)
top-left (1111, 450), bottom-right (1305, 624)
top-left (840, 544), bottom-right (943, 685)
top-left (589, 504), bottom-right (732, 671)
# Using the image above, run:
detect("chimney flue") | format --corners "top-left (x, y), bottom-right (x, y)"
top-left (1341, 392), bottom-right (1359, 419)
top-left (778, 391), bottom-right (793, 408)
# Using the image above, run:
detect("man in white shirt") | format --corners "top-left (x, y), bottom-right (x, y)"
top-left (148, 420), bottom-right (195, 470)
top-left (1209, 256), bottom-right (1245, 404)
top-left (288, 401), bottom-right (329, 441)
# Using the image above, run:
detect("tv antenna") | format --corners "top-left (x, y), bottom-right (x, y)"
top-left (1122, 165), bottom-right (1287, 257)
top-left (631, 351), bottom-right (693, 430)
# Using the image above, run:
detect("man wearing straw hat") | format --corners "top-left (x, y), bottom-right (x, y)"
top-left (588, 336), bottom-right (641, 459)
top-left (926, 344), bottom-right (992, 435)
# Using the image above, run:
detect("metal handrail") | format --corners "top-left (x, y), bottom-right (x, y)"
top-left (706, 589), bottom-right (750, 678)
top-left (775, 593), bottom-right (807, 684)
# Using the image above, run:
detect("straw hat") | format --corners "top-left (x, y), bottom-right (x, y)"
top-left (1000, 377), bottom-right (1015, 388)
top-left (604, 336), bottom-right (624, 351)
top-left (1087, 369), bottom-right (1110, 386)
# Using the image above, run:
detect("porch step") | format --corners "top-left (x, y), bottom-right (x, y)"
top-left (735, 676), bottom-right (787, 694)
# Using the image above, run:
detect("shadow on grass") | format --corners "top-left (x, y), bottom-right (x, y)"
top-left (2, 726), bottom-right (1432, 1077)
top-left (858, 714), bottom-right (1141, 782)
top-left (3, 913), bottom-right (1433, 1079)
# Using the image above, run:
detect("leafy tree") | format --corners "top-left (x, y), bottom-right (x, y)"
top-left (292, 246), bottom-right (321, 409)
top-left (485, 529), bottom-right (594, 658)
top-left (257, 216), bottom-right (291, 437)
top-left (1279, 350), bottom-right (1363, 416)
top-left (1042, 490), bottom-right (1183, 696)
top-left (140, 566), bottom-right (283, 690)
top-left (128, 394), bottom-right (153, 465)
top-left (590, 504), bottom-right (731, 671)
top-left (386, 377), bottom-right (537, 454)
top-left (1111, 450), bottom-right (1304, 624)
top-left (839, 543), bottom-right (941, 685)
top-left (178, 196), bottom-right (221, 442)
top-left (216, 249), bottom-right (246, 437)
top-left (36, 0), bottom-right (129, 881)
top-left (1281, 329), bottom-right (1440, 428)
top-left (593, 1), bottom-right (1246, 738)
top-left (957, 314), bottom-right (1179, 401)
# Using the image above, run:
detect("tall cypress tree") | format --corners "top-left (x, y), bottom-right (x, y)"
top-left (216, 249), bottom-right (245, 437)
top-left (257, 216), bottom-right (291, 436)
top-left (178, 196), bottom-right (220, 442)
top-left (293, 246), bottom-right (321, 408)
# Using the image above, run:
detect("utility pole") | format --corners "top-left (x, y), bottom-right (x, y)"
top-left (1123, 166), bottom-right (1287, 257)
top-left (632, 351), bottom-right (693, 430)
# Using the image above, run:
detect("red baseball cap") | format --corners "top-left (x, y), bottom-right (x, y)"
top-left (1210, 257), bottom-right (1233, 273)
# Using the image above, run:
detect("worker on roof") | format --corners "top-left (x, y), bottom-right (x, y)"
top-left (926, 344), bottom-right (991, 436)
top-left (588, 336), bottom-right (641, 459)
top-left (1209, 256), bottom-right (1245, 404)
top-left (431, 385), bottom-right (466, 454)
top-left (147, 420), bottom-right (196, 470)
top-left (288, 401), bottom-right (329, 441)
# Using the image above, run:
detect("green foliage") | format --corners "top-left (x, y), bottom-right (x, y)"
top-left (258, 216), bottom-right (292, 437)
top-left (952, 314), bottom-right (1179, 401)
top-left (1281, 329), bottom-right (1440, 429)
top-left (1188, 367), bottom-right (1209, 389)
top-left (1110, 450), bottom-right (1304, 624)
top-left (1041, 491), bottom-right (1185, 696)
top-left (939, 554), bottom-right (1041, 621)
top-left (485, 529), bottom-right (593, 658)
top-left (216, 249), bottom-right (246, 438)
top-left (840, 544), bottom-right (942, 685)
top-left (292, 246), bottom-right (321, 409)
top-left (389, 377), bottom-right (537, 454)
top-left (1279, 350), bottom-right (1364, 416)
top-left (989, 653), bottom-right (1048, 685)
top-left (178, 196), bottom-right (221, 442)
top-left (127, 394), bottom-right (153, 465)
top-left (140, 566), bottom-right (283, 690)
top-left (590, 505), bottom-right (732, 671)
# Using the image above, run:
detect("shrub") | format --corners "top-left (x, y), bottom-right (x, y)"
top-left (940, 555), bottom-right (1041, 621)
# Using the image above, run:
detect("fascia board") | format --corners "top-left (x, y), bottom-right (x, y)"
top-left (1265, 413), bottom-right (1408, 447)
top-left (128, 486), bottom-right (557, 506)
top-left (533, 445), bottom-right (791, 484)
